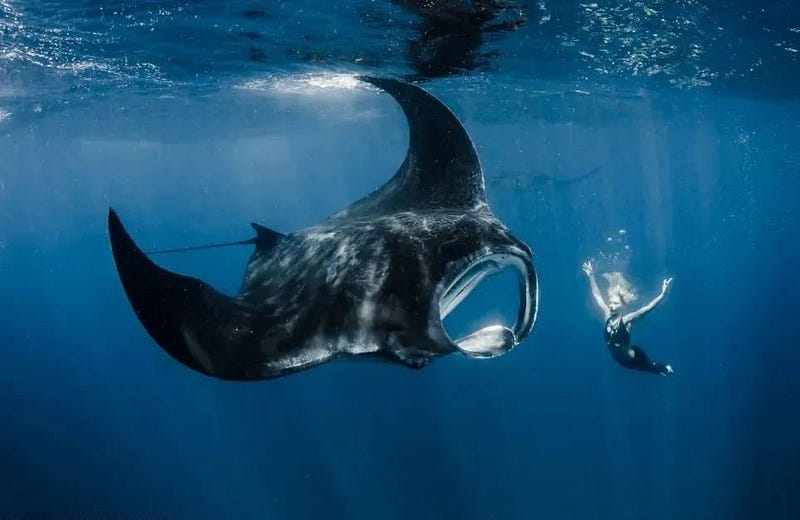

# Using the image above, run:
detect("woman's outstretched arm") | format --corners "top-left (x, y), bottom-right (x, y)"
top-left (624, 277), bottom-right (673, 324)
top-left (583, 261), bottom-right (610, 319)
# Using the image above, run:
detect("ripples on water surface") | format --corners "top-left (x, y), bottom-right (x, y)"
top-left (1, 1), bottom-right (799, 111)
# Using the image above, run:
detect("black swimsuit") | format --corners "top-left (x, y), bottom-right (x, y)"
top-left (604, 314), bottom-right (670, 376)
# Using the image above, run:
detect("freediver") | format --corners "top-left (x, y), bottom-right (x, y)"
top-left (582, 260), bottom-right (674, 377)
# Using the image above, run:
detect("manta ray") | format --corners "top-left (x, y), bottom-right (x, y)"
top-left (108, 76), bottom-right (538, 381)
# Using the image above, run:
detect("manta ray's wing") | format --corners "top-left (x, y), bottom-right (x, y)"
top-left (108, 209), bottom-right (271, 379)
top-left (333, 76), bottom-right (488, 219)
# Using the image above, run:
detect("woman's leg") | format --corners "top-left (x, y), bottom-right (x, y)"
top-left (612, 345), bottom-right (673, 376)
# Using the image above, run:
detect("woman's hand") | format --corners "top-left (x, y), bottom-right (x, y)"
top-left (582, 260), bottom-right (594, 277)
top-left (661, 277), bottom-right (673, 294)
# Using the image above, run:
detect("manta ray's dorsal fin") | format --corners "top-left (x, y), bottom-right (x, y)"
top-left (334, 76), bottom-right (488, 219)
top-left (250, 223), bottom-right (285, 250)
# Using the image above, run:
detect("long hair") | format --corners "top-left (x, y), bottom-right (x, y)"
top-left (602, 272), bottom-right (638, 305)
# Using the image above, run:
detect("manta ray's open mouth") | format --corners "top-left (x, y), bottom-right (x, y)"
top-left (439, 252), bottom-right (537, 359)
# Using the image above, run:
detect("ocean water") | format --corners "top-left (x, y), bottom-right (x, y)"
top-left (1, 1), bottom-right (799, 519)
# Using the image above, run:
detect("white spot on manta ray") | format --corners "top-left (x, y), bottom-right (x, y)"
top-left (304, 228), bottom-right (338, 242)
top-left (358, 300), bottom-right (376, 323)
top-left (268, 340), bottom-right (332, 371)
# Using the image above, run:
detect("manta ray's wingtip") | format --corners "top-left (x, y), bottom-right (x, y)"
top-left (355, 75), bottom-right (379, 84)
top-left (108, 206), bottom-right (120, 226)
top-left (355, 75), bottom-right (412, 90)
top-left (107, 207), bottom-right (125, 241)
top-left (107, 207), bottom-right (136, 255)
top-left (108, 207), bottom-right (129, 236)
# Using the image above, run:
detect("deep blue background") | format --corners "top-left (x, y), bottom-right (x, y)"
top-left (1, 1), bottom-right (799, 519)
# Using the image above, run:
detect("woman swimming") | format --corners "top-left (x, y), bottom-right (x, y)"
top-left (582, 260), bottom-right (674, 377)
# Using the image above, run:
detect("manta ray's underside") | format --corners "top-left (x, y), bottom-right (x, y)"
top-left (108, 76), bottom-right (538, 381)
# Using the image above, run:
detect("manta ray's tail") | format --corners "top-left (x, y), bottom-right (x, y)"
top-left (144, 222), bottom-right (284, 255)
top-left (145, 238), bottom-right (256, 255)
